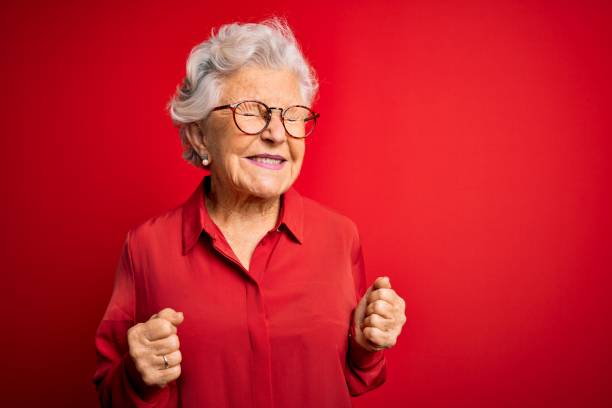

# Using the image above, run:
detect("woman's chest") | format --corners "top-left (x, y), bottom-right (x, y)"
top-left (135, 235), bottom-right (357, 342)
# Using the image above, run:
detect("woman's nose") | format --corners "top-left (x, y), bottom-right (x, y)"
top-left (261, 109), bottom-right (287, 143)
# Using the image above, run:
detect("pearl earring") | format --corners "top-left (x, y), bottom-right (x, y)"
top-left (201, 153), bottom-right (210, 166)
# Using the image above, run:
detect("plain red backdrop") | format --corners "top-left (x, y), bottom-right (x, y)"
top-left (1, 0), bottom-right (611, 407)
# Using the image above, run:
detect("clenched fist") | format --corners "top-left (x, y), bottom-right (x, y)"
top-left (127, 307), bottom-right (184, 388)
top-left (353, 276), bottom-right (406, 352)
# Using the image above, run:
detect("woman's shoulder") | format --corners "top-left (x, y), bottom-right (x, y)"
top-left (124, 204), bottom-right (183, 247)
top-left (300, 194), bottom-right (360, 238)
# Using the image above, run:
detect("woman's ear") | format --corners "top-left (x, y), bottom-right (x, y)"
top-left (185, 122), bottom-right (210, 158)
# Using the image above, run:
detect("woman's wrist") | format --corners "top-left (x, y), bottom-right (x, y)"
top-left (348, 321), bottom-right (385, 369)
top-left (124, 352), bottom-right (168, 402)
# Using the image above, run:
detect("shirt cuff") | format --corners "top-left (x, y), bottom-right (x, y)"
top-left (123, 352), bottom-right (167, 402)
top-left (348, 321), bottom-right (386, 369)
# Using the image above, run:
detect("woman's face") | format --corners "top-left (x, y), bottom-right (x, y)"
top-left (202, 67), bottom-right (307, 199)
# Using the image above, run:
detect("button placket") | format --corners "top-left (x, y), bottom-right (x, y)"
top-left (245, 228), bottom-right (286, 407)
top-left (245, 282), bottom-right (274, 408)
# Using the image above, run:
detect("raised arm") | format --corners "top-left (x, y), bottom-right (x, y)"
top-left (92, 231), bottom-right (176, 407)
top-left (344, 226), bottom-right (388, 396)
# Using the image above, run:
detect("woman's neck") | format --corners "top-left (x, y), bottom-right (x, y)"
top-left (204, 174), bottom-right (280, 231)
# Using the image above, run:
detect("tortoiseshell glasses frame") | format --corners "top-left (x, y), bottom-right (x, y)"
top-left (210, 99), bottom-right (320, 138)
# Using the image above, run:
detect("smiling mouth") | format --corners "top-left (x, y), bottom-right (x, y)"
top-left (244, 154), bottom-right (287, 170)
top-left (249, 157), bottom-right (284, 165)
top-left (246, 155), bottom-right (287, 165)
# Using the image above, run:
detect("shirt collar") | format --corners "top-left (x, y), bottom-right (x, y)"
top-left (182, 174), bottom-right (304, 255)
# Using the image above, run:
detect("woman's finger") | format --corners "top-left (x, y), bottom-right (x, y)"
top-left (366, 288), bottom-right (397, 304)
top-left (156, 349), bottom-right (182, 370)
top-left (145, 318), bottom-right (177, 341)
top-left (366, 299), bottom-right (393, 319)
top-left (158, 364), bottom-right (182, 384)
top-left (362, 313), bottom-right (395, 331)
top-left (363, 326), bottom-right (394, 348)
top-left (149, 333), bottom-right (181, 355)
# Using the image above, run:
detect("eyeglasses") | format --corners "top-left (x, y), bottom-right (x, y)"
top-left (210, 100), bottom-right (320, 138)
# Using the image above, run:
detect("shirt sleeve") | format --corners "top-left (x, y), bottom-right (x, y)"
top-left (92, 230), bottom-right (176, 407)
top-left (344, 223), bottom-right (388, 396)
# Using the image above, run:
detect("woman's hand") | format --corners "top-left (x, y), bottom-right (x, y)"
top-left (353, 277), bottom-right (406, 352)
top-left (127, 307), bottom-right (185, 388)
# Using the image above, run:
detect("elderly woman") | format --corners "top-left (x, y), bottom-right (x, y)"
top-left (93, 18), bottom-right (406, 407)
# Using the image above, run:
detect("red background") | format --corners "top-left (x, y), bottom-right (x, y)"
top-left (1, 1), bottom-right (611, 407)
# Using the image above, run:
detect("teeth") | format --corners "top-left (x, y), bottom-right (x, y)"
top-left (253, 157), bottom-right (282, 164)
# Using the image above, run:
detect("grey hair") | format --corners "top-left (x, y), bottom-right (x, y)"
top-left (166, 17), bottom-right (319, 168)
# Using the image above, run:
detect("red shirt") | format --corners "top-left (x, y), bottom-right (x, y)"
top-left (93, 175), bottom-right (387, 407)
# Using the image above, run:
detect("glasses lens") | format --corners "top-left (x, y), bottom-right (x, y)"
top-left (234, 101), bottom-right (268, 134)
top-left (283, 106), bottom-right (316, 138)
